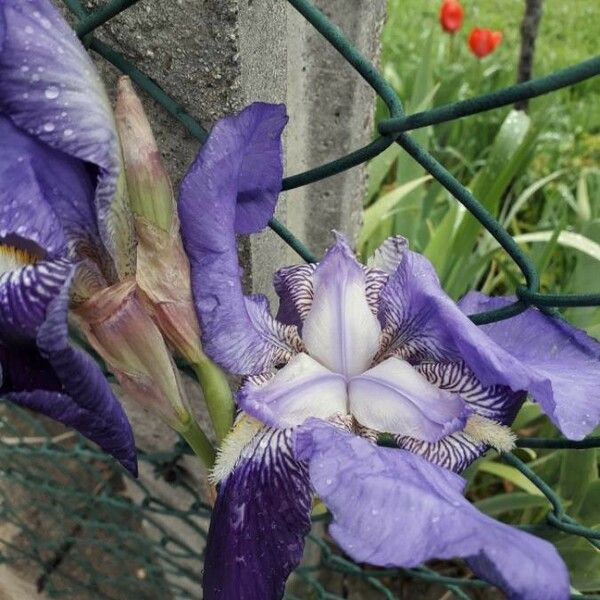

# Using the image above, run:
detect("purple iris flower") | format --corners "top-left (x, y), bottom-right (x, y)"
top-left (0, 0), bottom-right (137, 474)
top-left (179, 102), bottom-right (600, 600)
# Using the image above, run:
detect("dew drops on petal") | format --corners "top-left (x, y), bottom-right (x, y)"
top-left (44, 86), bottom-right (60, 100)
top-left (63, 129), bottom-right (74, 138)
top-left (43, 122), bottom-right (55, 133)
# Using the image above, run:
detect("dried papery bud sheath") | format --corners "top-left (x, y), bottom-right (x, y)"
top-left (115, 77), bottom-right (234, 442)
top-left (73, 281), bottom-right (187, 426)
top-left (115, 76), bottom-right (173, 232)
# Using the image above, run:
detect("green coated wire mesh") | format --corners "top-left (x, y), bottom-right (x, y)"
top-left (1, 0), bottom-right (600, 598)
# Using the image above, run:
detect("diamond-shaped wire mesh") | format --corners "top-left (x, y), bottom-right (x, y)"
top-left (1, 0), bottom-right (600, 598)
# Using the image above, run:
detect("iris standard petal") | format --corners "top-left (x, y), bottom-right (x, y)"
top-left (204, 426), bottom-right (311, 600)
top-left (0, 266), bottom-right (137, 475)
top-left (295, 420), bottom-right (570, 600)
top-left (179, 103), bottom-right (292, 375)
top-left (458, 292), bottom-right (600, 439)
top-left (238, 352), bottom-right (347, 428)
top-left (379, 250), bottom-right (600, 439)
top-left (0, 0), bottom-right (135, 277)
top-left (302, 235), bottom-right (381, 377)
top-left (348, 357), bottom-right (469, 441)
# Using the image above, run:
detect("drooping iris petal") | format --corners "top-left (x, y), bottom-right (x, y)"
top-left (295, 420), bottom-right (570, 600)
top-left (238, 352), bottom-right (347, 428)
top-left (302, 235), bottom-right (381, 377)
top-left (179, 103), bottom-right (290, 375)
top-left (0, 0), bottom-right (135, 277)
top-left (459, 292), bottom-right (600, 440)
top-left (204, 426), bottom-right (311, 600)
top-left (0, 116), bottom-right (111, 269)
top-left (379, 249), bottom-right (600, 439)
top-left (0, 267), bottom-right (137, 475)
top-left (395, 360), bottom-right (525, 472)
top-left (348, 357), bottom-right (469, 441)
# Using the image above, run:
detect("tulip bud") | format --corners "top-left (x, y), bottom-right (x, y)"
top-left (439, 0), bottom-right (464, 34)
top-left (468, 27), bottom-right (503, 58)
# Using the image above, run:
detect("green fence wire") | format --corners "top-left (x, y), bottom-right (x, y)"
top-left (1, 0), bottom-right (600, 598)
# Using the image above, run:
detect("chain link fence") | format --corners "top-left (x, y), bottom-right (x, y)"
top-left (1, 0), bottom-right (600, 598)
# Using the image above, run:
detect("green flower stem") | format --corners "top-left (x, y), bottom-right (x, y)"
top-left (192, 357), bottom-right (235, 443)
top-left (179, 417), bottom-right (216, 469)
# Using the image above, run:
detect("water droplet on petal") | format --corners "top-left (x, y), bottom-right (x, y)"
top-left (44, 86), bottom-right (59, 100)
top-left (31, 74), bottom-right (40, 82)
top-left (43, 122), bottom-right (55, 133)
top-left (63, 129), bottom-right (74, 138)
top-left (20, 66), bottom-right (29, 73)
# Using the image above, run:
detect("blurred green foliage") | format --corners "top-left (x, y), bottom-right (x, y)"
top-left (362, 0), bottom-right (600, 593)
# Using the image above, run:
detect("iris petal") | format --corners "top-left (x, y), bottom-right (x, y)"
top-left (0, 0), bottom-right (135, 277)
top-left (204, 426), bottom-right (311, 600)
top-left (295, 420), bottom-right (570, 600)
top-left (302, 235), bottom-right (381, 377)
top-left (0, 116), bottom-right (111, 268)
top-left (348, 357), bottom-right (469, 441)
top-left (0, 265), bottom-right (137, 474)
top-left (238, 352), bottom-right (347, 428)
top-left (395, 360), bottom-right (525, 472)
top-left (458, 292), bottom-right (600, 439)
top-left (379, 249), bottom-right (600, 439)
top-left (273, 263), bottom-right (316, 328)
top-left (0, 258), bottom-right (71, 342)
top-left (179, 103), bottom-right (291, 375)
top-left (368, 235), bottom-right (407, 274)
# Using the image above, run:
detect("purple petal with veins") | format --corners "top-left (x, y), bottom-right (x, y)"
top-left (295, 420), bottom-right (570, 600)
top-left (179, 103), bottom-right (291, 375)
top-left (204, 427), bottom-right (311, 600)
top-left (0, 0), bottom-right (134, 277)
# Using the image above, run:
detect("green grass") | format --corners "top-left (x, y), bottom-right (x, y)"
top-left (381, 0), bottom-right (600, 131)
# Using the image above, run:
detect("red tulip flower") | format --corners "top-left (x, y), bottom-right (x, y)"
top-left (439, 0), bottom-right (464, 33)
top-left (468, 27), bottom-right (503, 58)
